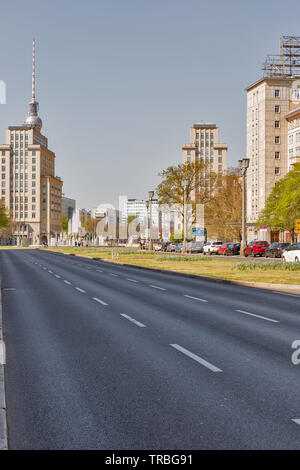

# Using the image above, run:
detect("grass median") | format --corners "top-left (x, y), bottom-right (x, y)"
top-left (41, 246), bottom-right (300, 286)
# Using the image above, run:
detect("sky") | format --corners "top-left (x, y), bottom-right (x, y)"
top-left (0, 0), bottom-right (300, 209)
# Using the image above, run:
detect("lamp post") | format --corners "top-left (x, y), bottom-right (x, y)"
top-left (239, 158), bottom-right (250, 257)
top-left (145, 200), bottom-right (150, 249)
top-left (148, 191), bottom-right (155, 250)
top-left (182, 179), bottom-right (189, 254)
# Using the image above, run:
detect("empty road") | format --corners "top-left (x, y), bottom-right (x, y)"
top-left (1, 248), bottom-right (300, 450)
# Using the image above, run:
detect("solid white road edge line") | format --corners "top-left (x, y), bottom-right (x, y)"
top-left (184, 294), bottom-right (208, 303)
top-left (92, 297), bottom-right (108, 306)
top-left (235, 310), bottom-right (279, 323)
top-left (170, 344), bottom-right (222, 373)
top-left (75, 287), bottom-right (86, 293)
top-left (149, 285), bottom-right (166, 291)
top-left (120, 314), bottom-right (146, 328)
top-left (0, 341), bottom-right (5, 365)
top-left (273, 291), bottom-right (300, 298)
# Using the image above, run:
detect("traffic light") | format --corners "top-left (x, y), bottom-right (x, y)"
top-left (295, 220), bottom-right (300, 234)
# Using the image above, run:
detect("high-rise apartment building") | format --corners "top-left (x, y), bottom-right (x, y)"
top-left (0, 40), bottom-right (62, 245)
top-left (182, 123), bottom-right (227, 195)
top-left (246, 36), bottom-right (300, 241)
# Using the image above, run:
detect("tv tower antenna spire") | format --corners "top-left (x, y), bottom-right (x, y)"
top-left (32, 37), bottom-right (36, 101)
top-left (24, 38), bottom-right (43, 129)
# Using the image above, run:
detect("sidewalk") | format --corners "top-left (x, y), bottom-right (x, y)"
top-left (0, 282), bottom-right (7, 450)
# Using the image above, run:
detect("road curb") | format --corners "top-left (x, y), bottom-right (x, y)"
top-left (50, 251), bottom-right (300, 296)
top-left (0, 277), bottom-right (7, 451)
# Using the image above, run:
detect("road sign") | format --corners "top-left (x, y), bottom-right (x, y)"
top-left (295, 220), bottom-right (300, 234)
top-left (192, 228), bottom-right (206, 236)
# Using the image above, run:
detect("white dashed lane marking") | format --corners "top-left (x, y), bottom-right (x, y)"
top-left (184, 294), bottom-right (208, 303)
top-left (170, 344), bottom-right (222, 373)
top-left (55, 274), bottom-right (61, 279)
top-left (64, 280), bottom-right (71, 285)
top-left (75, 287), bottom-right (86, 293)
top-left (92, 297), bottom-right (108, 306)
top-left (120, 314), bottom-right (146, 328)
top-left (149, 285), bottom-right (166, 291)
top-left (127, 278), bottom-right (138, 283)
top-left (235, 310), bottom-right (279, 323)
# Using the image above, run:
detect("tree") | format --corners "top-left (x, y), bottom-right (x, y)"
top-left (0, 203), bottom-right (10, 229)
top-left (61, 214), bottom-right (69, 233)
top-left (157, 161), bottom-right (217, 226)
top-left (205, 170), bottom-right (242, 241)
top-left (256, 163), bottom-right (300, 238)
top-left (83, 217), bottom-right (98, 239)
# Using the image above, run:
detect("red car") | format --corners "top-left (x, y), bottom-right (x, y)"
top-left (217, 243), bottom-right (232, 255)
top-left (244, 240), bottom-right (269, 257)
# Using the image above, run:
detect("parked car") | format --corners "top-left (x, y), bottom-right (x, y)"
top-left (203, 241), bottom-right (223, 255)
top-left (217, 243), bottom-right (231, 255)
top-left (244, 240), bottom-right (269, 257)
top-left (187, 241), bottom-right (204, 253)
top-left (153, 242), bottom-right (163, 252)
top-left (264, 242), bottom-right (290, 258)
top-left (166, 242), bottom-right (177, 252)
top-left (282, 243), bottom-right (300, 263)
top-left (226, 243), bottom-right (240, 256)
top-left (175, 243), bottom-right (183, 253)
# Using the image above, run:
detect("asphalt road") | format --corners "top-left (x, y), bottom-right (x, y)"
top-left (1, 249), bottom-right (300, 450)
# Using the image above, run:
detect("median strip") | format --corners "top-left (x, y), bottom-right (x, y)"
top-left (170, 344), bottom-right (222, 373)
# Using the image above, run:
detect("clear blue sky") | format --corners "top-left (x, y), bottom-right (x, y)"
top-left (0, 0), bottom-right (299, 208)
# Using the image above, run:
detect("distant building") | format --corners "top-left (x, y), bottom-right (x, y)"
top-left (0, 39), bottom-right (62, 245)
top-left (62, 196), bottom-right (76, 219)
top-left (246, 36), bottom-right (300, 242)
top-left (286, 107), bottom-right (300, 170)
top-left (182, 123), bottom-right (228, 182)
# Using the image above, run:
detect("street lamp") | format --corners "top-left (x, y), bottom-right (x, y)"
top-left (145, 200), bottom-right (150, 249)
top-left (239, 158), bottom-right (250, 256)
top-left (182, 179), bottom-right (189, 254)
top-left (148, 191), bottom-right (155, 250)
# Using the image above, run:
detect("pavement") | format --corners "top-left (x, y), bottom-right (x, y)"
top-left (0, 276), bottom-right (7, 450)
top-left (1, 248), bottom-right (300, 450)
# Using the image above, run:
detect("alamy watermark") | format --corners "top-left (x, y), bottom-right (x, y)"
top-left (291, 340), bottom-right (300, 365)
top-left (0, 81), bottom-right (6, 104)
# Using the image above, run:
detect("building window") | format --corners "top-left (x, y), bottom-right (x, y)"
top-left (275, 136), bottom-right (280, 144)
top-left (32, 182), bottom-right (36, 187)
top-left (32, 151), bottom-right (36, 156)
top-left (275, 167), bottom-right (280, 175)
top-left (32, 174), bottom-right (36, 179)
top-left (218, 157), bottom-right (222, 163)
top-left (32, 213), bottom-right (35, 218)
top-left (1, 190), bottom-right (5, 195)
top-left (275, 105), bottom-right (280, 113)
top-left (275, 151), bottom-right (280, 159)
top-left (187, 150), bottom-right (191, 155)
top-left (187, 157), bottom-right (191, 163)
top-left (1, 151), bottom-right (5, 156)
top-left (32, 158), bottom-right (36, 164)
top-left (274, 89), bottom-right (280, 98)
top-left (275, 121), bottom-right (280, 128)
top-left (218, 149), bottom-right (222, 155)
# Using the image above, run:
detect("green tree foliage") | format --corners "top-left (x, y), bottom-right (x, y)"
top-left (157, 161), bottom-right (217, 233)
top-left (205, 170), bottom-right (242, 241)
top-left (0, 202), bottom-right (10, 229)
top-left (257, 163), bottom-right (300, 235)
top-left (61, 214), bottom-right (69, 232)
